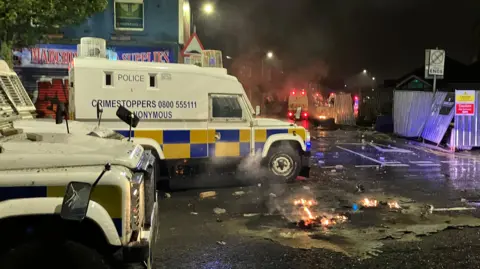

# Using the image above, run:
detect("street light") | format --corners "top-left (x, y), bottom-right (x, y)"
top-left (192, 3), bottom-right (215, 33)
top-left (203, 3), bottom-right (214, 14)
top-left (262, 51), bottom-right (274, 79)
top-left (372, 77), bottom-right (375, 80)
top-left (363, 69), bottom-right (367, 74)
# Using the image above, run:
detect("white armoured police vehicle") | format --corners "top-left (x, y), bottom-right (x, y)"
top-left (0, 60), bottom-right (157, 269)
top-left (67, 38), bottom-right (311, 186)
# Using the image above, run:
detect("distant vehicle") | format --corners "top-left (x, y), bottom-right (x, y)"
top-left (287, 89), bottom-right (309, 120)
top-left (288, 89), bottom-right (358, 126)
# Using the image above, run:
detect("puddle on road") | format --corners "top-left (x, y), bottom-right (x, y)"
top-left (224, 194), bottom-right (480, 259)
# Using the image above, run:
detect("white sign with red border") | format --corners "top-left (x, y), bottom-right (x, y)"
top-left (181, 32), bottom-right (204, 57)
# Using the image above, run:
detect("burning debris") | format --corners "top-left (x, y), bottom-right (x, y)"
top-left (388, 201), bottom-right (401, 209)
top-left (360, 198), bottom-right (401, 210)
top-left (361, 198), bottom-right (378, 208)
top-left (293, 198), bottom-right (348, 228)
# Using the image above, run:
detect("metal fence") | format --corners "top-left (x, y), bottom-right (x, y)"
top-left (393, 90), bottom-right (433, 137)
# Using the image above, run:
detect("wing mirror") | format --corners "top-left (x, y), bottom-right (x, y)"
top-left (116, 106), bottom-right (139, 128)
top-left (60, 182), bottom-right (93, 221)
top-left (60, 163), bottom-right (111, 222)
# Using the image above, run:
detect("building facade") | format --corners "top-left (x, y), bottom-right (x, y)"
top-left (230, 50), bottom-right (284, 115)
top-left (13, 0), bottom-right (191, 118)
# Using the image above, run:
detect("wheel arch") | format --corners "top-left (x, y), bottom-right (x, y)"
top-left (0, 198), bottom-right (122, 247)
top-left (261, 134), bottom-right (306, 158)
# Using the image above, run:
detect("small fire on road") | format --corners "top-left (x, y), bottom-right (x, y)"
top-left (361, 198), bottom-right (378, 207)
top-left (293, 198), bottom-right (347, 228)
top-left (360, 198), bottom-right (401, 210)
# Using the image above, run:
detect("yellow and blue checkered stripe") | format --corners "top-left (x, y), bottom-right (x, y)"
top-left (117, 128), bottom-right (307, 159)
top-left (0, 186), bottom-right (123, 236)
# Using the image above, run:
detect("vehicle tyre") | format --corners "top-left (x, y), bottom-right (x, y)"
top-left (0, 240), bottom-right (111, 269)
top-left (265, 144), bottom-right (301, 183)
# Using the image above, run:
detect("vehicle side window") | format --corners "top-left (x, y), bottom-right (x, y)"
top-left (212, 96), bottom-right (242, 118)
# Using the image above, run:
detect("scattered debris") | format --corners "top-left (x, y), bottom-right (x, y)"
top-left (303, 186), bottom-right (311, 190)
top-left (216, 218), bottom-right (222, 222)
top-left (335, 165), bottom-right (343, 170)
top-left (269, 193), bottom-right (277, 198)
top-left (190, 212), bottom-right (198, 215)
top-left (427, 205), bottom-right (476, 214)
top-left (331, 169), bottom-right (336, 173)
top-left (233, 191), bottom-right (245, 196)
top-left (164, 193), bottom-right (171, 198)
top-left (216, 241), bottom-right (226, 246)
top-left (213, 207), bottom-right (227, 214)
top-left (356, 184), bottom-right (365, 193)
top-left (199, 191), bottom-right (217, 199)
top-left (244, 213), bottom-right (260, 217)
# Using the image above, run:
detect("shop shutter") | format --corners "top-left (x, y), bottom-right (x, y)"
top-left (35, 78), bottom-right (69, 119)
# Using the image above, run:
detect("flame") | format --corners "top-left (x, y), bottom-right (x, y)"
top-left (294, 199), bottom-right (317, 206)
top-left (361, 198), bottom-right (378, 207)
top-left (388, 201), bottom-right (401, 209)
top-left (293, 198), bottom-right (347, 228)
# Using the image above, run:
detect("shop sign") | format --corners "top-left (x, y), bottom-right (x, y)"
top-left (13, 44), bottom-right (175, 68)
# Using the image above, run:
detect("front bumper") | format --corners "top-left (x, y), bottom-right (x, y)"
top-left (299, 151), bottom-right (311, 178)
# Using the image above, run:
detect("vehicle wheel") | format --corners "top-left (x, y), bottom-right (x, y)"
top-left (266, 144), bottom-right (301, 183)
top-left (0, 240), bottom-right (111, 269)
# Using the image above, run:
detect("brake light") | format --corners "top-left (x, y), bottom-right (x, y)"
top-left (303, 112), bottom-right (308, 117)
top-left (301, 91), bottom-right (305, 95)
top-left (288, 112), bottom-right (293, 117)
top-left (291, 91), bottom-right (296, 95)
top-left (354, 96), bottom-right (358, 100)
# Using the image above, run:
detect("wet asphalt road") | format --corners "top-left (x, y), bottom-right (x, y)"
top-left (154, 129), bottom-right (480, 269)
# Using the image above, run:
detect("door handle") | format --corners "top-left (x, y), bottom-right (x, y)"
top-left (215, 132), bottom-right (221, 140)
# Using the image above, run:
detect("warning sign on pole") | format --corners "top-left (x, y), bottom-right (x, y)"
top-left (455, 90), bottom-right (476, 116)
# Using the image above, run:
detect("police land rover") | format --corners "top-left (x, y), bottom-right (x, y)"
top-left (66, 38), bottom-right (311, 186)
top-left (0, 60), bottom-right (158, 268)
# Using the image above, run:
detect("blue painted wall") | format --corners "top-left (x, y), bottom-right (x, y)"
top-left (62, 0), bottom-right (179, 46)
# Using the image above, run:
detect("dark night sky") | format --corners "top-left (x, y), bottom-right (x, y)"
top-left (195, 0), bottom-right (480, 80)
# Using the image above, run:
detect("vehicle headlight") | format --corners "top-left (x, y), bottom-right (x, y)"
top-left (130, 172), bottom-right (145, 230)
